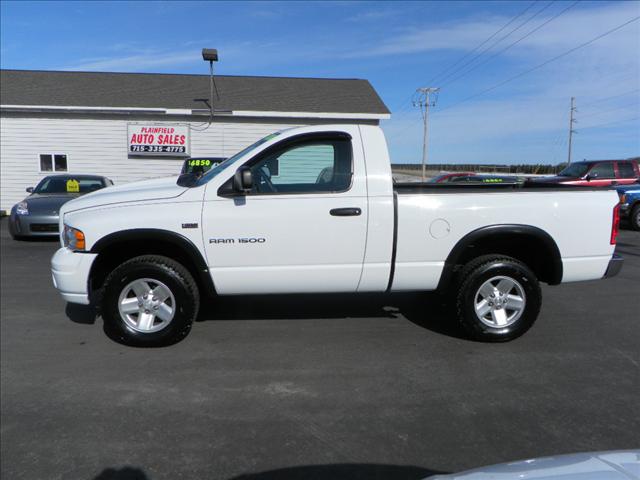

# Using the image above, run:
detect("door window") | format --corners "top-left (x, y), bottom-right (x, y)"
top-left (248, 138), bottom-right (352, 194)
top-left (589, 162), bottom-right (615, 179)
top-left (617, 162), bottom-right (636, 178)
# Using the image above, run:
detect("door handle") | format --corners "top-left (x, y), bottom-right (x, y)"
top-left (330, 208), bottom-right (362, 216)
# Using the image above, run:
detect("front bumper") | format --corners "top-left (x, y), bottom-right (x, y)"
top-left (9, 212), bottom-right (60, 237)
top-left (603, 254), bottom-right (624, 279)
top-left (51, 247), bottom-right (98, 304)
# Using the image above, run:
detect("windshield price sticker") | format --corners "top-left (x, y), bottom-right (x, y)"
top-left (188, 159), bottom-right (212, 167)
top-left (66, 179), bottom-right (80, 193)
top-left (128, 124), bottom-right (190, 156)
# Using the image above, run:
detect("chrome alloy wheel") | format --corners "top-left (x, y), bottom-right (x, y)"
top-left (474, 275), bottom-right (526, 328)
top-left (117, 278), bottom-right (176, 333)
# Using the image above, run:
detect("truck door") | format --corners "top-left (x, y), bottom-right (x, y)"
top-left (202, 130), bottom-right (368, 295)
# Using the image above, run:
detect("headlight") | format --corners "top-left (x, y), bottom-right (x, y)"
top-left (63, 225), bottom-right (86, 251)
top-left (16, 202), bottom-right (29, 215)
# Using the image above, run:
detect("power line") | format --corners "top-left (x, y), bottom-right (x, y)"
top-left (435, 1), bottom-right (556, 87)
top-left (436, 15), bottom-right (640, 113)
top-left (425, 1), bottom-right (538, 85)
top-left (393, 1), bottom-right (539, 114)
top-left (579, 102), bottom-right (640, 120)
top-left (579, 88), bottom-right (640, 109)
top-left (439, 0), bottom-right (579, 88)
top-left (581, 115), bottom-right (640, 130)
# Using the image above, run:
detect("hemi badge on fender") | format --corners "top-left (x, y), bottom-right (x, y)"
top-left (181, 223), bottom-right (198, 229)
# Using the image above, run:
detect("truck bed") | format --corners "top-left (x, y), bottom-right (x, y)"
top-left (393, 181), bottom-right (608, 194)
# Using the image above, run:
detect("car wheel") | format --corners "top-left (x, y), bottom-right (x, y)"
top-left (102, 255), bottom-right (199, 347)
top-left (455, 255), bottom-right (541, 342)
top-left (630, 204), bottom-right (640, 231)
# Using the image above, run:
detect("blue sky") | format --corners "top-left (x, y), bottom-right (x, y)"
top-left (1, 0), bottom-right (639, 165)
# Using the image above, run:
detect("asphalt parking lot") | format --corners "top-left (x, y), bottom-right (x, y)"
top-left (1, 218), bottom-right (638, 480)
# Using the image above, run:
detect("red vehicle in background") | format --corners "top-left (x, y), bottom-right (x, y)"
top-left (531, 158), bottom-right (639, 187)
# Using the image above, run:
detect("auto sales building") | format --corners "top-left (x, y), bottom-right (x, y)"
top-left (0, 69), bottom-right (390, 212)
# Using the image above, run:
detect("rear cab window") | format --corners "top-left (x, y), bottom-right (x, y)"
top-left (617, 162), bottom-right (636, 179)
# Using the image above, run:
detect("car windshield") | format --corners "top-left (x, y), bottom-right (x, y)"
top-left (196, 132), bottom-right (282, 185)
top-left (558, 163), bottom-right (590, 177)
top-left (34, 176), bottom-right (106, 194)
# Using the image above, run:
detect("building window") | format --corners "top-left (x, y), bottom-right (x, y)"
top-left (40, 154), bottom-right (68, 172)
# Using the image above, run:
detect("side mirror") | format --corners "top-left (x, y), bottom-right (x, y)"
top-left (585, 175), bottom-right (592, 182)
top-left (26, 187), bottom-right (34, 193)
top-left (233, 166), bottom-right (253, 193)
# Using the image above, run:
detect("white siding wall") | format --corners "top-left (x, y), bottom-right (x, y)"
top-left (0, 113), bottom-right (321, 211)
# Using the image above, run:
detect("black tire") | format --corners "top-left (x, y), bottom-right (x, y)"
top-left (455, 255), bottom-right (541, 342)
top-left (102, 255), bottom-right (199, 347)
top-left (630, 204), bottom-right (640, 231)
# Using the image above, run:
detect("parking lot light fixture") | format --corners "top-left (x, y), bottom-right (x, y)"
top-left (202, 48), bottom-right (219, 122)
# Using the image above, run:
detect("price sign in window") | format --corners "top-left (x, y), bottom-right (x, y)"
top-left (180, 157), bottom-right (225, 176)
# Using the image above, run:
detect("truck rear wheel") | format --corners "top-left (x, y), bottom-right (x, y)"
top-left (102, 255), bottom-right (199, 347)
top-left (455, 255), bottom-right (541, 342)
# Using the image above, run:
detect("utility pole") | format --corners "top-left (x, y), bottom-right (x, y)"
top-left (567, 96), bottom-right (577, 164)
top-left (413, 87), bottom-right (440, 181)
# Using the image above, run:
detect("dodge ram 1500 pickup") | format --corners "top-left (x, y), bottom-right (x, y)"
top-left (51, 125), bottom-right (623, 346)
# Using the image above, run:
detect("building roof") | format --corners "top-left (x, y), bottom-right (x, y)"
top-left (0, 69), bottom-right (390, 118)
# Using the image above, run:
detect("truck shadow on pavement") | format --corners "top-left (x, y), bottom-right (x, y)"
top-left (65, 293), bottom-right (466, 342)
top-left (93, 463), bottom-right (445, 480)
top-left (227, 463), bottom-right (445, 479)
top-left (197, 291), bottom-right (465, 340)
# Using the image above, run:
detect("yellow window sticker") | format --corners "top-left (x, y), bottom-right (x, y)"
top-left (66, 179), bottom-right (80, 193)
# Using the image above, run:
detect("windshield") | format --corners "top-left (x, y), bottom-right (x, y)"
top-left (33, 176), bottom-right (107, 194)
top-left (196, 132), bottom-right (282, 185)
top-left (558, 163), bottom-right (590, 177)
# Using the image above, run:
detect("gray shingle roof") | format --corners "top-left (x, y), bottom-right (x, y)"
top-left (0, 69), bottom-right (390, 115)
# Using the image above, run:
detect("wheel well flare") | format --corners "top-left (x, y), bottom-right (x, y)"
top-left (439, 224), bottom-right (563, 289)
top-left (88, 229), bottom-right (213, 298)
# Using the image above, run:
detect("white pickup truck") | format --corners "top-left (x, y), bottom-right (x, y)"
top-left (51, 124), bottom-right (623, 346)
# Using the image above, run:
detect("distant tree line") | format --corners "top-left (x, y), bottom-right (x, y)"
top-left (391, 163), bottom-right (568, 175)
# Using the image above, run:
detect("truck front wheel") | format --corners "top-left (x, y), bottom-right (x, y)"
top-left (102, 255), bottom-right (200, 347)
top-left (455, 255), bottom-right (541, 342)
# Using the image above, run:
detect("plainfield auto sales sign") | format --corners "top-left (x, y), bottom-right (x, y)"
top-left (128, 124), bottom-right (190, 156)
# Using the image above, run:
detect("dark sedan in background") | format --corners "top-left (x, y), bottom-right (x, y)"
top-left (9, 174), bottom-right (113, 239)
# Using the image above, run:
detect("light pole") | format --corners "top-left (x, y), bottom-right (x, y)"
top-left (201, 48), bottom-right (219, 122)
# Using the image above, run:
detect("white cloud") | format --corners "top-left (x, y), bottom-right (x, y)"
top-left (350, 1), bottom-right (640, 59)
top-left (64, 50), bottom-right (198, 71)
